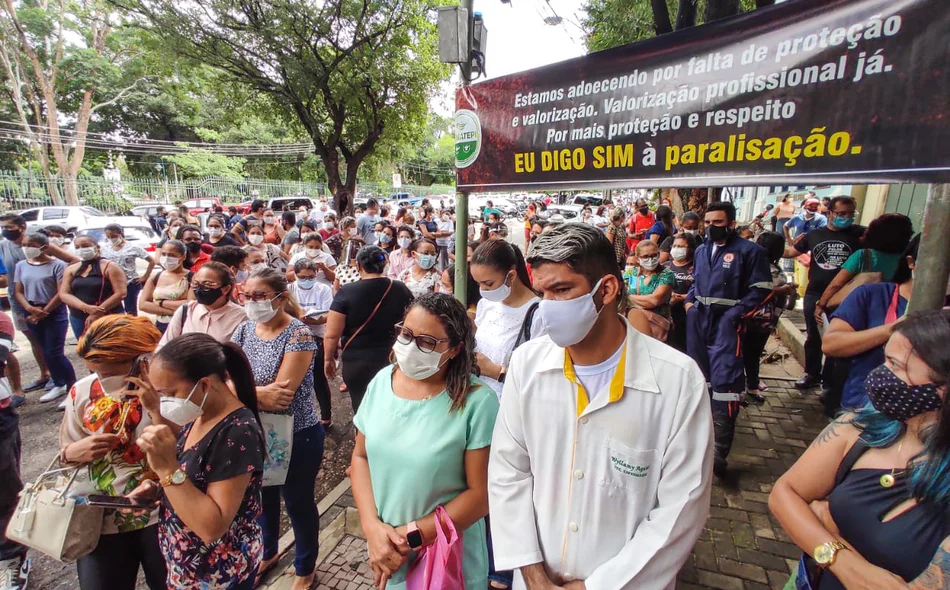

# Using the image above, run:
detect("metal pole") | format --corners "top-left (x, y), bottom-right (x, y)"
top-left (908, 183), bottom-right (950, 313)
top-left (454, 0), bottom-right (475, 304)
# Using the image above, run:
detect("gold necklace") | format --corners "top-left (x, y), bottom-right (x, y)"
top-left (880, 440), bottom-right (904, 488)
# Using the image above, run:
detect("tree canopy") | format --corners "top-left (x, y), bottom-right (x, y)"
top-left (112, 0), bottom-right (450, 213)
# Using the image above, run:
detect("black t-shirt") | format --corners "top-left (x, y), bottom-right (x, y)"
top-left (665, 260), bottom-right (695, 295)
top-left (205, 235), bottom-right (240, 248)
top-left (794, 225), bottom-right (865, 296)
top-left (330, 277), bottom-right (413, 358)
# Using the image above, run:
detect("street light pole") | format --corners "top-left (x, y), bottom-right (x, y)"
top-left (453, 0), bottom-right (475, 304)
top-left (908, 183), bottom-right (950, 313)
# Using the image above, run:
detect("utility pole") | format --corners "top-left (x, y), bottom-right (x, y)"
top-left (908, 183), bottom-right (950, 313)
top-left (453, 0), bottom-right (475, 304)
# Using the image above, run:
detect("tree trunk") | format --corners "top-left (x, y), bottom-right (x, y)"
top-left (674, 0), bottom-right (698, 30)
top-left (704, 0), bottom-right (740, 23)
top-left (650, 0), bottom-right (673, 34)
top-left (62, 172), bottom-right (80, 206)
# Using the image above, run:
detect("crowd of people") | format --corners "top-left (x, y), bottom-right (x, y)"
top-left (0, 190), bottom-right (946, 590)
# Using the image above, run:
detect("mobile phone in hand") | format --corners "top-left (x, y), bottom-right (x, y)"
top-left (85, 494), bottom-right (154, 509)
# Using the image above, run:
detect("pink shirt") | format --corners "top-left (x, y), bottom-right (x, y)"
top-left (156, 301), bottom-right (247, 350)
top-left (387, 249), bottom-right (414, 280)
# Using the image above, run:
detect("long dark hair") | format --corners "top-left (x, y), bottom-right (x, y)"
top-left (655, 205), bottom-right (674, 238)
top-left (890, 233), bottom-right (921, 285)
top-left (408, 293), bottom-right (478, 413)
top-left (470, 239), bottom-right (532, 292)
top-left (863, 213), bottom-right (913, 254)
top-left (154, 333), bottom-right (262, 427)
top-left (848, 310), bottom-right (950, 509)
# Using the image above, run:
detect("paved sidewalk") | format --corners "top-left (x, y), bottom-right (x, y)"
top-left (677, 376), bottom-right (827, 590)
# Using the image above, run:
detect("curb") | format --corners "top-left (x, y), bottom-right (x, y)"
top-left (777, 316), bottom-right (806, 369)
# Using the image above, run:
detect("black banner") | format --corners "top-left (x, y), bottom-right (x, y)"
top-left (454, 0), bottom-right (950, 191)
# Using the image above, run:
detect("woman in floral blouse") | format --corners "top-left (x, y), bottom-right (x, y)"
top-left (60, 315), bottom-right (166, 590)
top-left (130, 332), bottom-right (265, 590)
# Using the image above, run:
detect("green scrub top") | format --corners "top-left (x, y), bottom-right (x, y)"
top-left (354, 366), bottom-right (500, 588)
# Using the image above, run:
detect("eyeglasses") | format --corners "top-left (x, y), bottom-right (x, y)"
top-left (246, 291), bottom-right (279, 303)
top-left (394, 323), bottom-right (450, 353)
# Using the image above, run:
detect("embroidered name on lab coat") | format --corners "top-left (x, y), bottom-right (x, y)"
top-left (610, 455), bottom-right (650, 478)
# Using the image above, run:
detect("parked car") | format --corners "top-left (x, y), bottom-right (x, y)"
top-left (540, 205), bottom-right (581, 221)
top-left (570, 193), bottom-right (604, 207)
top-left (75, 222), bottom-right (161, 253)
top-left (19, 206), bottom-right (130, 235)
top-left (181, 197), bottom-right (221, 216)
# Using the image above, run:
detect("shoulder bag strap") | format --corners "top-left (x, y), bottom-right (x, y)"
top-left (862, 247), bottom-right (872, 273)
top-left (885, 283), bottom-right (901, 325)
top-left (513, 301), bottom-right (541, 352)
top-left (95, 260), bottom-right (111, 305)
top-left (342, 279), bottom-right (393, 352)
top-left (179, 301), bottom-right (192, 333)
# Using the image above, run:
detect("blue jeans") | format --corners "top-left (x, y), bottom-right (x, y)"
top-left (31, 310), bottom-right (75, 388)
top-left (125, 280), bottom-right (142, 316)
top-left (259, 424), bottom-right (325, 576)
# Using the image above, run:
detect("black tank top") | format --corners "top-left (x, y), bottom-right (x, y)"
top-left (69, 259), bottom-right (120, 319)
top-left (819, 441), bottom-right (950, 589)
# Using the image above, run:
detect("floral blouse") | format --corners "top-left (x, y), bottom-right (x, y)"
top-left (160, 408), bottom-right (265, 589)
top-left (61, 374), bottom-right (157, 534)
top-left (398, 267), bottom-right (440, 298)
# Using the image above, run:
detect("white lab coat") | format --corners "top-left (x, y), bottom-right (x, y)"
top-left (488, 321), bottom-right (713, 590)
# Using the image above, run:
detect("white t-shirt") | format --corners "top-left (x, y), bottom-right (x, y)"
top-left (289, 280), bottom-right (333, 338)
top-left (474, 297), bottom-right (545, 397)
top-left (436, 219), bottom-right (455, 247)
top-left (573, 342), bottom-right (624, 402)
top-left (288, 250), bottom-right (337, 287)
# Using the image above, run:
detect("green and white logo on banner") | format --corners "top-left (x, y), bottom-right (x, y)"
top-left (454, 109), bottom-right (482, 169)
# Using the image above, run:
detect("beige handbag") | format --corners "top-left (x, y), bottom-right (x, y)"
top-left (5, 457), bottom-right (103, 562)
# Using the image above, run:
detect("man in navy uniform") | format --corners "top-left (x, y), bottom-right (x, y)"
top-left (686, 201), bottom-right (772, 476)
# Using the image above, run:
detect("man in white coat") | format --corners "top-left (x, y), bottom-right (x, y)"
top-left (488, 222), bottom-right (713, 590)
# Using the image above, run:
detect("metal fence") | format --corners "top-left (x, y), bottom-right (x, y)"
top-left (0, 171), bottom-right (456, 214)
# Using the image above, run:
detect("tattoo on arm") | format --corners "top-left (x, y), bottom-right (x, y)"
top-left (811, 421), bottom-right (841, 447)
top-left (909, 540), bottom-right (950, 589)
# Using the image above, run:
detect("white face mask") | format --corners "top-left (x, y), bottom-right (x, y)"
top-left (480, 272), bottom-right (512, 303)
top-left (235, 269), bottom-right (249, 283)
top-left (397, 237), bottom-right (411, 249)
top-left (671, 247), bottom-right (689, 261)
top-left (77, 247), bottom-right (98, 261)
top-left (263, 216), bottom-right (276, 224)
top-left (160, 255), bottom-right (182, 271)
top-left (683, 229), bottom-right (699, 236)
top-left (159, 381), bottom-right (208, 425)
top-left (246, 296), bottom-right (280, 323)
top-left (306, 248), bottom-right (322, 258)
top-left (393, 339), bottom-right (449, 381)
top-left (23, 246), bottom-right (42, 259)
top-left (250, 262), bottom-right (268, 274)
top-left (209, 227), bottom-right (224, 238)
top-left (50, 237), bottom-right (65, 247)
top-left (110, 237), bottom-right (123, 246)
top-left (438, 284), bottom-right (453, 295)
top-left (324, 221), bottom-right (335, 230)
top-left (248, 234), bottom-right (264, 246)
top-left (538, 278), bottom-right (604, 348)
top-left (639, 256), bottom-right (660, 271)
top-left (348, 227), bottom-right (358, 237)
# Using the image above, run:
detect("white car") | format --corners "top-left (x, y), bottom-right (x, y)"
top-left (19, 206), bottom-right (131, 235)
top-left (75, 222), bottom-right (161, 253)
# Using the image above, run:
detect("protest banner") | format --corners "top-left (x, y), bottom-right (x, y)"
top-left (455, 0), bottom-right (950, 190)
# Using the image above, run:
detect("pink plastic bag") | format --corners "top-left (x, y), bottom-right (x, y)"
top-left (405, 506), bottom-right (465, 590)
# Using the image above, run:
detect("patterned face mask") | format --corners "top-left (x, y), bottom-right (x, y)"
top-left (865, 364), bottom-right (943, 421)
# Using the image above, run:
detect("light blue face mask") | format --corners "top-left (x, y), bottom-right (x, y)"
top-left (832, 216), bottom-right (854, 229)
top-left (297, 278), bottom-right (316, 289)
top-left (417, 254), bottom-right (437, 270)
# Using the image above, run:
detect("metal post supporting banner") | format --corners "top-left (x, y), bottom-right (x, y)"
top-left (908, 183), bottom-right (950, 313)
top-left (453, 0), bottom-right (475, 304)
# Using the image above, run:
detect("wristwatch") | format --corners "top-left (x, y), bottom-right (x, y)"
top-left (497, 368), bottom-right (507, 384)
top-left (406, 521), bottom-right (424, 550)
top-left (161, 468), bottom-right (187, 488)
top-left (813, 541), bottom-right (848, 568)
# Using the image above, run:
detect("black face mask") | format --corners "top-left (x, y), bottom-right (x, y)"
top-left (1, 229), bottom-right (21, 241)
top-left (866, 364), bottom-right (943, 421)
top-left (185, 241), bottom-right (201, 254)
top-left (706, 225), bottom-right (731, 243)
top-left (193, 285), bottom-right (224, 306)
top-left (638, 207), bottom-right (649, 215)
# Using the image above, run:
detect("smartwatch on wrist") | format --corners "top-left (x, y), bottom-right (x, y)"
top-left (406, 521), bottom-right (423, 550)
top-left (498, 368), bottom-right (507, 384)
